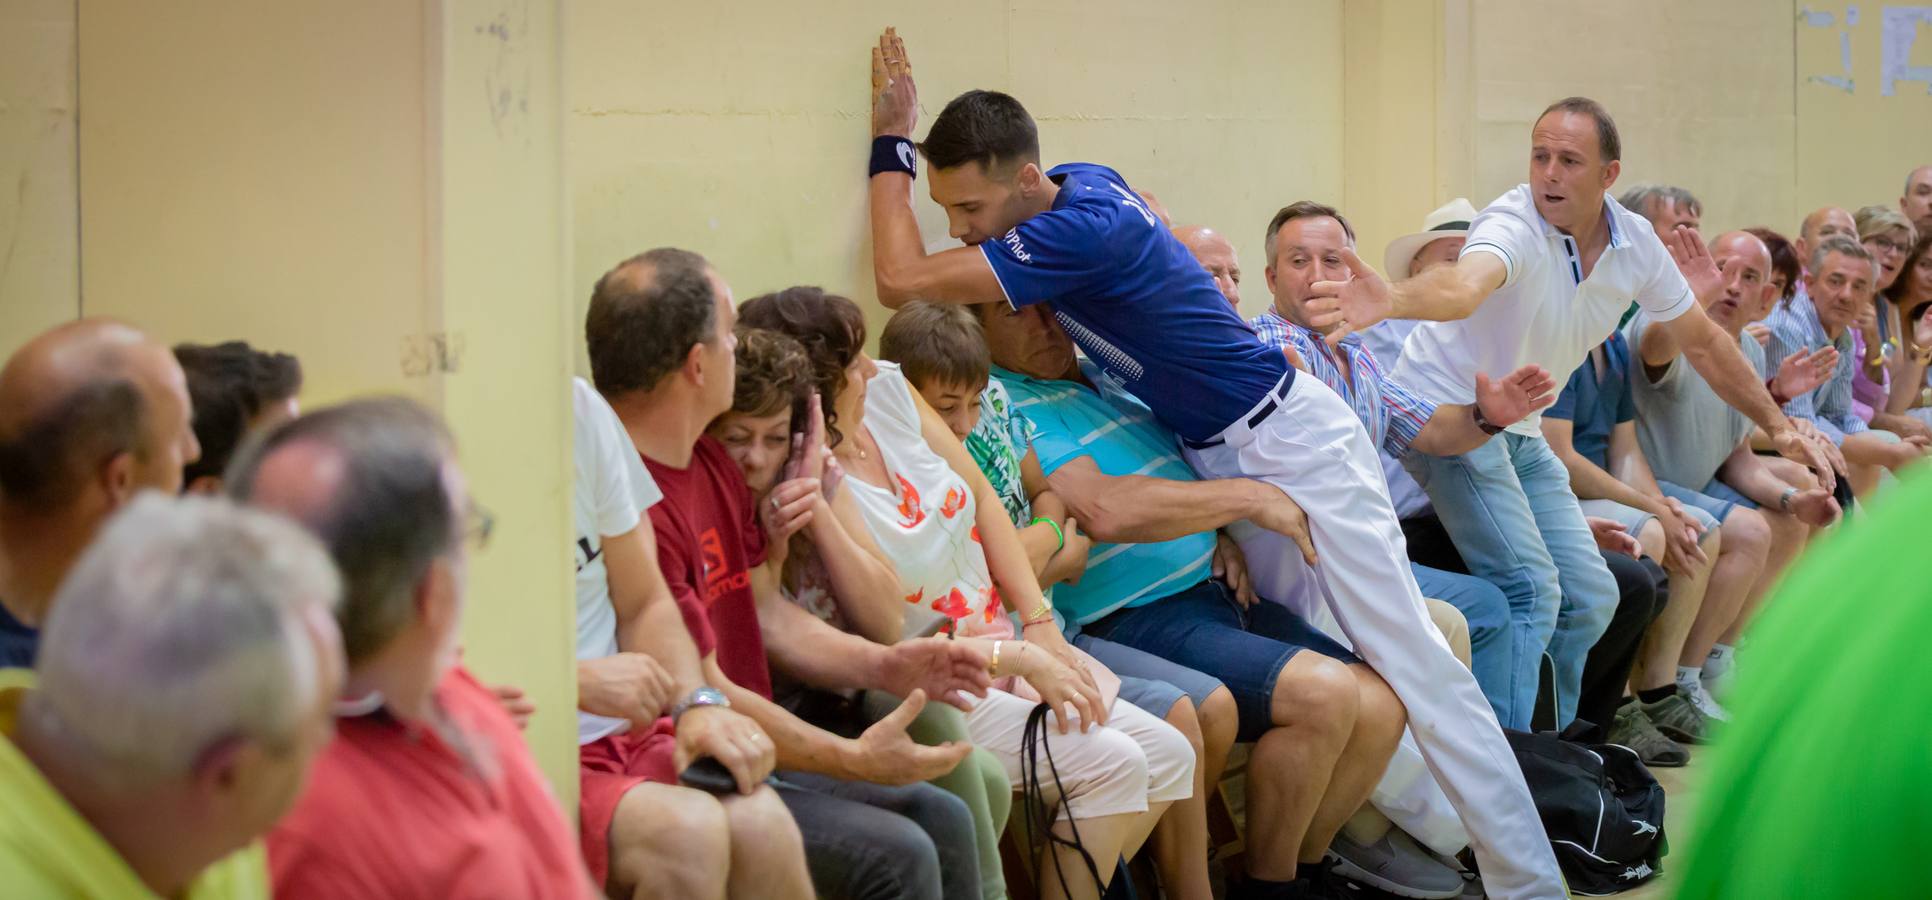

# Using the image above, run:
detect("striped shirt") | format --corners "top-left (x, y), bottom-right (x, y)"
top-left (1763, 285), bottom-right (1866, 444)
top-left (1251, 310), bottom-right (1438, 456)
top-left (995, 360), bottom-right (1216, 626)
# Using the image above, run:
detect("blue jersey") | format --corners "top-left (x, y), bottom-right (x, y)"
top-left (978, 163), bottom-right (1291, 442)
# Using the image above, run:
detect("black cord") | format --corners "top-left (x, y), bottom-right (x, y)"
top-left (1021, 702), bottom-right (1104, 894)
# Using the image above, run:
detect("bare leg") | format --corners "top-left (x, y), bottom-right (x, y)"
top-left (1149, 700), bottom-right (1213, 900)
top-left (1720, 508), bottom-right (1807, 645)
top-left (608, 782), bottom-right (730, 900)
top-left (1632, 518), bottom-right (1711, 690)
top-left (719, 786), bottom-right (813, 900)
top-left (1679, 510), bottom-right (1770, 666)
top-left (1245, 653), bottom-right (1359, 881)
top-left (1040, 811), bottom-right (1143, 900)
top-left (1298, 665), bottom-right (1407, 864)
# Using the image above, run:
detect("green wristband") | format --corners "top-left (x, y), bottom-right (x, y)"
top-left (1031, 516), bottom-right (1065, 552)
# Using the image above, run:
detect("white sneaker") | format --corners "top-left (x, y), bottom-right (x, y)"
top-left (1682, 678), bottom-right (1730, 722)
top-left (1702, 663), bottom-right (1736, 705)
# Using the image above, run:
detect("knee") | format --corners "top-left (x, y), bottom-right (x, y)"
top-left (611, 787), bottom-right (729, 890)
top-left (1352, 666), bottom-right (1408, 748)
top-left (1722, 509), bottom-right (1772, 562)
top-left (722, 785), bottom-right (804, 857)
top-left (1198, 687), bottom-right (1240, 758)
top-left (904, 783), bottom-right (978, 848)
top-left (1162, 696), bottom-right (1206, 756)
top-left (1270, 654), bottom-right (1359, 737)
top-left (1765, 507), bottom-right (1808, 549)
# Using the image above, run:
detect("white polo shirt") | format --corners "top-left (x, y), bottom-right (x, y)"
top-left (1391, 184), bottom-right (1696, 437)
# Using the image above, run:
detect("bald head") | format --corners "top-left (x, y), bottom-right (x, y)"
top-left (0, 319), bottom-right (198, 517)
top-left (1707, 230), bottom-right (1773, 327)
top-left (1173, 225), bottom-right (1243, 308)
top-left (1799, 207), bottom-right (1857, 258)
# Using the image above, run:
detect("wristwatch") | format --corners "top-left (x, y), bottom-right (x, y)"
top-left (1471, 405), bottom-right (1505, 436)
top-left (1778, 486), bottom-right (1798, 512)
top-left (672, 686), bottom-right (730, 722)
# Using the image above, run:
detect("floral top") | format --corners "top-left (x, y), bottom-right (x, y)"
top-left (963, 380), bottom-right (1036, 526)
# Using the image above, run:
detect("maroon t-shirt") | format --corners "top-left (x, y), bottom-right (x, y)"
top-left (643, 435), bottom-right (773, 699)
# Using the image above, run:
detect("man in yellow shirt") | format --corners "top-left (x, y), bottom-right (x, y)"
top-left (0, 494), bottom-right (343, 898)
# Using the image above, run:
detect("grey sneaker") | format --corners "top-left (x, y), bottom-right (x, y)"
top-left (1328, 828), bottom-right (1465, 899)
top-left (1610, 699), bottom-right (1689, 767)
top-left (1640, 690), bottom-right (1713, 744)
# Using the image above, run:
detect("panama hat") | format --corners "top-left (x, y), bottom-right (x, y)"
top-left (1383, 198), bottom-right (1481, 281)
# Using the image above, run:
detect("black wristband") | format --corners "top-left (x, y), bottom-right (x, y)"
top-left (869, 135), bottom-right (918, 178)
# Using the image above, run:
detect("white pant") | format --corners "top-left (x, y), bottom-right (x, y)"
top-left (963, 687), bottom-right (1195, 823)
top-left (1182, 375), bottom-right (1565, 900)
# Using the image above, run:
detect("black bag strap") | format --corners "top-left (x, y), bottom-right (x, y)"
top-left (1022, 701), bottom-right (1106, 894)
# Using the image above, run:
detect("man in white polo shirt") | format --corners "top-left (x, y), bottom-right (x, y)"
top-left (1311, 96), bottom-right (1833, 732)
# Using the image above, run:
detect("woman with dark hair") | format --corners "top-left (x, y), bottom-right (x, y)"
top-left (1742, 227), bottom-right (1802, 350)
top-left (1883, 231), bottom-right (1932, 428)
top-left (708, 326), bottom-right (1014, 900)
top-left (740, 287), bottom-right (1197, 900)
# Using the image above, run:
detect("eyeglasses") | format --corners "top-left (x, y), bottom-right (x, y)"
top-left (464, 503), bottom-right (496, 551)
top-left (1870, 236), bottom-right (1910, 255)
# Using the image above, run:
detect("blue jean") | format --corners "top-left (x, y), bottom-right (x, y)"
top-left (773, 770), bottom-right (979, 900)
top-left (1404, 431), bottom-right (1618, 730)
top-left (1410, 562), bottom-right (1513, 725)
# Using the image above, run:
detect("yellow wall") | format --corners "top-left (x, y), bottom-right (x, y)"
top-left (73, 0), bottom-right (579, 802)
top-left (566, 0), bottom-right (1345, 328)
top-left (0, 0), bottom-right (77, 360)
top-left (1793, 1), bottom-right (1932, 225)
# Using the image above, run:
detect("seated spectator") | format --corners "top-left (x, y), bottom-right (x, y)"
top-left (708, 327), bottom-right (1013, 900)
top-left (174, 340), bottom-right (303, 494)
top-left (570, 375), bottom-right (813, 899)
top-left (1903, 164), bottom-right (1932, 240)
top-left (0, 319), bottom-right (202, 668)
top-left (1620, 183), bottom-right (1702, 243)
top-left (882, 300), bottom-right (1234, 900)
top-left (228, 398), bottom-right (598, 898)
top-left (588, 248), bottom-right (996, 900)
top-left (1628, 230), bottom-right (1841, 708)
top-left (1172, 225), bottom-right (1244, 310)
top-left (0, 494), bottom-right (341, 898)
top-left (1764, 236), bottom-right (1925, 497)
top-left (1543, 330), bottom-right (1727, 740)
top-left (1248, 201), bottom-right (1550, 734)
top-left (743, 286), bottom-right (1196, 900)
top-left (1851, 206), bottom-right (1927, 440)
top-left (1883, 231), bottom-right (1932, 428)
top-left (972, 296), bottom-right (1427, 900)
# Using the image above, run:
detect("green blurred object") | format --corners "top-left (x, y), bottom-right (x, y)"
top-left (1674, 470), bottom-right (1930, 899)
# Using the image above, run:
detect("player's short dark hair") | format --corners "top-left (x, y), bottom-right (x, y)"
top-left (738, 287), bottom-right (867, 448)
top-left (1265, 201), bottom-right (1355, 265)
top-left (174, 341), bottom-right (303, 486)
top-left (586, 247), bottom-right (717, 397)
top-left (879, 301), bottom-right (991, 392)
top-left (1538, 97), bottom-right (1621, 163)
top-left (920, 90), bottom-right (1041, 173)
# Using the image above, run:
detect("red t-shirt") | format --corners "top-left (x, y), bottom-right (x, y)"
top-left (643, 435), bottom-right (773, 699)
top-left (268, 666), bottom-right (595, 900)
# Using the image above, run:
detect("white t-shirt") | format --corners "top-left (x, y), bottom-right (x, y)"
top-left (845, 363), bottom-right (1012, 642)
top-left (1392, 185), bottom-right (1697, 437)
top-left (572, 377), bottom-right (662, 745)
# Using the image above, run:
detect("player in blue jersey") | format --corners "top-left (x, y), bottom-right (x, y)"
top-left (862, 28), bottom-right (1564, 900)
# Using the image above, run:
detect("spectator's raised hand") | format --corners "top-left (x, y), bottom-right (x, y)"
top-left (877, 636), bottom-right (991, 710)
top-left (1668, 228), bottom-right (1723, 304)
top-left (1586, 516), bottom-right (1641, 558)
top-left (1474, 364), bottom-right (1558, 429)
top-left (577, 652), bottom-right (678, 729)
top-left (870, 28), bottom-right (918, 139)
top-left (850, 691), bottom-right (974, 784)
top-left (1306, 248), bottom-right (1392, 348)
top-left (1914, 305), bottom-right (1932, 351)
top-left (1772, 347), bottom-right (1838, 402)
top-left (760, 476), bottom-right (822, 546)
top-left (675, 706), bottom-right (775, 794)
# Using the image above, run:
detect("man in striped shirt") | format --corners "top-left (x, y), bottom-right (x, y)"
top-left (1246, 201), bottom-right (1558, 730)
top-left (1761, 235), bottom-right (1926, 497)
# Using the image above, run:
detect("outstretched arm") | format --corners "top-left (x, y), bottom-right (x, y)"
top-left (1303, 247), bottom-right (1506, 347)
top-left (1666, 303), bottom-right (1837, 491)
top-left (868, 28), bottom-right (1005, 308)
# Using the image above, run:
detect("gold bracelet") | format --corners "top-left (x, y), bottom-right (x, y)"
top-left (989, 640), bottom-right (1003, 676)
top-left (1021, 601), bottom-right (1054, 627)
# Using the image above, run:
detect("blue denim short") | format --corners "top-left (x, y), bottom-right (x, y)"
top-left (1081, 579), bottom-right (1358, 741)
